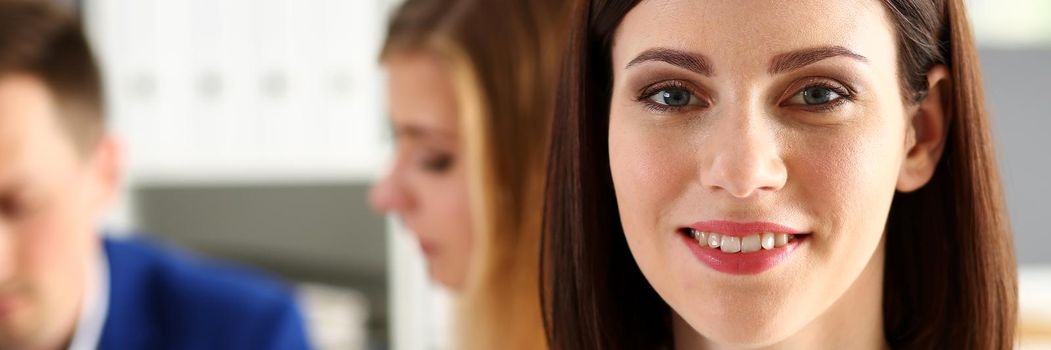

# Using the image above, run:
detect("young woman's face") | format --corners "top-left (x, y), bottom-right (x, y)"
top-left (371, 53), bottom-right (473, 290)
top-left (608, 0), bottom-right (941, 347)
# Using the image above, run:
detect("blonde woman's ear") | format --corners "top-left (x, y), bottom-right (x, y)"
top-left (897, 65), bottom-right (951, 193)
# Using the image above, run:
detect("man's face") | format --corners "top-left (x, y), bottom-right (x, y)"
top-left (0, 74), bottom-right (116, 349)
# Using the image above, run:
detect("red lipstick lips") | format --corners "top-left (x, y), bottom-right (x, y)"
top-left (687, 220), bottom-right (803, 236)
top-left (681, 220), bottom-right (806, 275)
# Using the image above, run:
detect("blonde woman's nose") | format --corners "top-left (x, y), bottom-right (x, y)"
top-left (369, 172), bottom-right (413, 214)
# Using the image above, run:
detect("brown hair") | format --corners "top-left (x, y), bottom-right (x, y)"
top-left (0, 0), bottom-right (104, 155)
top-left (381, 0), bottom-right (570, 349)
top-left (542, 0), bottom-right (1016, 349)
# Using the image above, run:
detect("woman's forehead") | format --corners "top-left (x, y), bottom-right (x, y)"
top-left (385, 53), bottom-right (460, 140)
top-left (612, 0), bottom-right (898, 75)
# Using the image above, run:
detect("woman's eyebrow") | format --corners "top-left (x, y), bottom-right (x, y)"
top-left (624, 46), bottom-right (866, 77)
top-left (625, 48), bottom-right (714, 76)
top-left (393, 124), bottom-right (455, 142)
top-left (768, 45), bottom-right (869, 74)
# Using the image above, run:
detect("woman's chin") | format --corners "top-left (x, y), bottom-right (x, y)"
top-left (674, 296), bottom-right (806, 348)
top-left (426, 263), bottom-right (465, 291)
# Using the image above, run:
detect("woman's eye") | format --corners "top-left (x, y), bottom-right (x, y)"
top-left (421, 154), bottom-right (454, 173)
top-left (790, 86), bottom-right (842, 106)
top-left (647, 87), bottom-right (699, 107)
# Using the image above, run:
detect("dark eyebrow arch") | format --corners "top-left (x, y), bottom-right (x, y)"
top-left (769, 45), bottom-right (869, 74)
top-left (625, 48), bottom-right (714, 76)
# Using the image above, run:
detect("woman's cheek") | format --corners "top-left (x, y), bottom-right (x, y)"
top-left (415, 163), bottom-right (473, 288)
top-left (609, 118), bottom-right (693, 233)
top-left (608, 116), bottom-right (704, 291)
top-left (789, 121), bottom-right (902, 258)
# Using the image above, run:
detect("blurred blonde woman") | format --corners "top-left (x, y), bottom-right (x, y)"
top-left (369, 0), bottom-right (570, 348)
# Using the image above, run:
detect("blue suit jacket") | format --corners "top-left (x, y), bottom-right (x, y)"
top-left (98, 237), bottom-right (312, 350)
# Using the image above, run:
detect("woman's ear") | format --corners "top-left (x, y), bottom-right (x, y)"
top-left (897, 65), bottom-right (950, 193)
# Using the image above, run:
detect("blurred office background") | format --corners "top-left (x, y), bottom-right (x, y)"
top-left (79, 0), bottom-right (408, 349)
top-left (36, 0), bottom-right (1049, 349)
top-left (970, 1), bottom-right (1051, 349)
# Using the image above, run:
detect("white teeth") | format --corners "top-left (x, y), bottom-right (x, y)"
top-left (720, 236), bottom-right (741, 253)
top-left (694, 231), bottom-right (799, 253)
top-left (761, 232), bottom-right (775, 250)
top-left (774, 233), bottom-right (790, 247)
top-left (707, 233), bottom-right (721, 248)
top-left (741, 234), bottom-right (761, 253)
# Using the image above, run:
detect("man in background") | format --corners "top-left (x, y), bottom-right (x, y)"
top-left (0, 1), bottom-right (312, 348)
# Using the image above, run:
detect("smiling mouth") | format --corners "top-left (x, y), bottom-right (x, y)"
top-left (679, 228), bottom-right (802, 253)
top-left (678, 221), bottom-right (809, 274)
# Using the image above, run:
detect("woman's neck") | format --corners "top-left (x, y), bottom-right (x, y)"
top-left (673, 240), bottom-right (889, 350)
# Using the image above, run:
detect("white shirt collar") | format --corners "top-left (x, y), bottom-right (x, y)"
top-left (67, 247), bottom-right (110, 350)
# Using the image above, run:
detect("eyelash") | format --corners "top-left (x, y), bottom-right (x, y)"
top-left (783, 79), bottom-right (856, 112)
top-left (633, 79), bottom-right (856, 113)
top-left (634, 81), bottom-right (708, 113)
top-left (420, 152), bottom-right (454, 174)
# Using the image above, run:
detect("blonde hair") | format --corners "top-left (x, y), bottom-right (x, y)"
top-left (381, 0), bottom-right (570, 348)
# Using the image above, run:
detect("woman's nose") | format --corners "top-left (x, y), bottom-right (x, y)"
top-left (700, 114), bottom-right (788, 199)
top-left (369, 170), bottom-right (412, 214)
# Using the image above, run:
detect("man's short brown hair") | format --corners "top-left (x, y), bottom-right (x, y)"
top-left (0, 0), bottom-right (103, 155)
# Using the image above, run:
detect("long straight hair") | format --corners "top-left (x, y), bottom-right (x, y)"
top-left (541, 0), bottom-right (1017, 349)
top-left (381, 0), bottom-right (571, 349)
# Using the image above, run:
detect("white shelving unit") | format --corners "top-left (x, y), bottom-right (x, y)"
top-left (84, 0), bottom-right (389, 186)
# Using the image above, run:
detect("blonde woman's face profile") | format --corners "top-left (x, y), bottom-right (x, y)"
top-left (607, 0), bottom-right (947, 347)
top-left (371, 52), bottom-right (473, 290)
